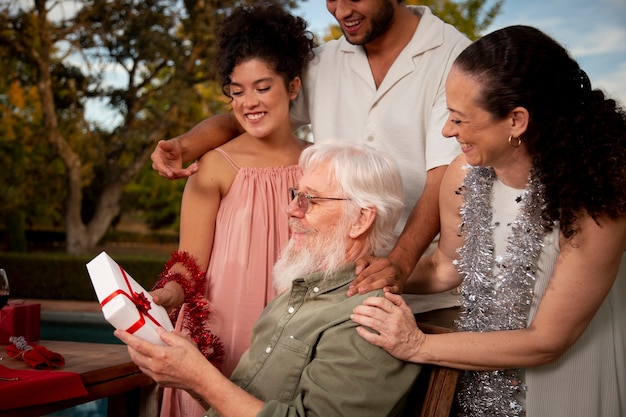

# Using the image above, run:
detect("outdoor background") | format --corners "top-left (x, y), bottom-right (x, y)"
top-left (1, 0), bottom-right (625, 302)
top-left (298, 0), bottom-right (626, 104)
top-left (1, 1), bottom-right (624, 415)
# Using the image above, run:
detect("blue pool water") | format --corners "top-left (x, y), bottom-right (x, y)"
top-left (46, 399), bottom-right (107, 417)
top-left (40, 311), bottom-right (121, 345)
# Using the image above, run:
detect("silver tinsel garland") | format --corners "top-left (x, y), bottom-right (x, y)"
top-left (455, 166), bottom-right (549, 417)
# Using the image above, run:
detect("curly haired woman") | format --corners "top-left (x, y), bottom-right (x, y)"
top-left (352, 25), bottom-right (626, 417)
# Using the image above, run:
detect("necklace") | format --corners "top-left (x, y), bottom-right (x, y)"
top-left (455, 165), bottom-right (549, 417)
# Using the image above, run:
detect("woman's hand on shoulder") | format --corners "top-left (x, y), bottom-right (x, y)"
top-left (351, 292), bottom-right (425, 362)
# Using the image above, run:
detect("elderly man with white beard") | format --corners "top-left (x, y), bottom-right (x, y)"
top-left (115, 142), bottom-right (421, 417)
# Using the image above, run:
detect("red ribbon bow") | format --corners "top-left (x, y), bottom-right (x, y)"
top-left (133, 291), bottom-right (151, 316)
top-left (100, 266), bottom-right (162, 335)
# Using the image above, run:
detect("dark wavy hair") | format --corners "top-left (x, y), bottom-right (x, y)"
top-left (216, 2), bottom-right (316, 98)
top-left (454, 25), bottom-right (626, 238)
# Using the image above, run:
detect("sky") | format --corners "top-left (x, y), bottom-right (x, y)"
top-left (295, 0), bottom-right (626, 104)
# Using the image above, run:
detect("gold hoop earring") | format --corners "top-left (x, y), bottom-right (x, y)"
top-left (508, 135), bottom-right (522, 148)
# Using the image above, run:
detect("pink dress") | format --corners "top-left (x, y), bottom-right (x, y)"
top-left (160, 148), bottom-right (302, 417)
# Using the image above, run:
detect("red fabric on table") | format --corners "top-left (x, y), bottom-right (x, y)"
top-left (6, 342), bottom-right (65, 369)
top-left (0, 364), bottom-right (88, 410)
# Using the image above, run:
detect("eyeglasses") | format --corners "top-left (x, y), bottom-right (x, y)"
top-left (289, 188), bottom-right (350, 213)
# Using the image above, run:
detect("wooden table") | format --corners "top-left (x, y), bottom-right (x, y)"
top-left (0, 340), bottom-right (158, 417)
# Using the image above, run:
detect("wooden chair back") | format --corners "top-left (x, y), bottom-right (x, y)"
top-left (402, 323), bottom-right (461, 417)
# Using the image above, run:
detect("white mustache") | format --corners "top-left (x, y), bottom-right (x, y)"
top-left (289, 219), bottom-right (314, 234)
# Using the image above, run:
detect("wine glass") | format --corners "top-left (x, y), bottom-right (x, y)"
top-left (0, 268), bottom-right (9, 310)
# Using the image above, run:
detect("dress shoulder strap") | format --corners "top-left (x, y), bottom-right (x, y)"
top-left (214, 147), bottom-right (240, 171)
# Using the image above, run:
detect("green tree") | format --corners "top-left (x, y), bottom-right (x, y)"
top-left (410, 0), bottom-right (504, 40)
top-left (0, 0), bottom-right (297, 254)
top-left (0, 52), bottom-right (65, 251)
top-left (123, 162), bottom-right (186, 230)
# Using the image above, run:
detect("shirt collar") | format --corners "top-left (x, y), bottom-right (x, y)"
top-left (337, 6), bottom-right (444, 58)
top-left (291, 262), bottom-right (356, 295)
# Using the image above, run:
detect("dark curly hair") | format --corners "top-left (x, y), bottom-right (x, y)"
top-left (454, 25), bottom-right (626, 238)
top-left (216, 2), bottom-right (316, 98)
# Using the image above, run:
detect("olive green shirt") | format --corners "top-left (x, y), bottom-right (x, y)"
top-left (206, 263), bottom-right (421, 417)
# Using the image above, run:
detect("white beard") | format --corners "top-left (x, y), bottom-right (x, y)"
top-left (272, 240), bottom-right (318, 293)
top-left (273, 218), bottom-right (348, 293)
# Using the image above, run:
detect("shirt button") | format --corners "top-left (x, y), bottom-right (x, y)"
top-left (367, 135), bottom-right (374, 142)
top-left (313, 287), bottom-right (320, 293)
top-left (265, 346), bottom-right (272, 354)
top-left (288, 306), bottom-right (295, 314)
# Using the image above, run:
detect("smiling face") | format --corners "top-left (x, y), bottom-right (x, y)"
top-left (326, 0), bottom-right (395, 46)
top-left (286, 161), bottom-right (349, 253)
top-left (228, 58), bottom-right (299, 140)
top-left (442, 66), bottom-right (526, 170)
top-left (273, 161), bottom-right (353, 291)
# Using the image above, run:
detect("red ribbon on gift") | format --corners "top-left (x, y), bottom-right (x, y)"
top-left (100, 266), bottom-right (162, 334)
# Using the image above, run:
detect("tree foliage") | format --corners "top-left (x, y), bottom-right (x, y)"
top-left (0, 49), bottom-right (65, 251)
top-left (0, 0), bottom-right (296, 254)
top-left (409, 0), bottom-right (504, 40)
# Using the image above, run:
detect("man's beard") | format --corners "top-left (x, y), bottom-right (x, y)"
top-left (343, 0), bottom-right (394, 46)
top-left (273, 217), bottom-right (349, 292)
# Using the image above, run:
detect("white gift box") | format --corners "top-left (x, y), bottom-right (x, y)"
top-left (86, 251), bottom-right (173, 346)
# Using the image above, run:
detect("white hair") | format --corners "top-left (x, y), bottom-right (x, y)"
top-left (298, 141), bottom-right (404, 255)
